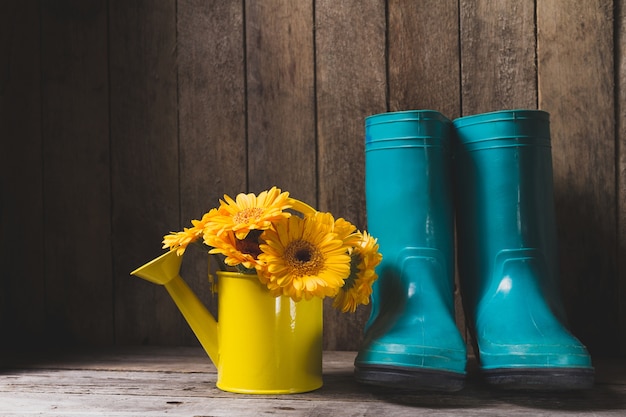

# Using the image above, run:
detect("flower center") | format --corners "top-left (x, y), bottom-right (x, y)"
top-left (284, 239), bottom-right (323, 276)
top-left (233, 207), bottom-right (263, 224)
top-left (295, 248), bottom-right (312, 262)
top-left (235, 233), bottom-right (262, 258)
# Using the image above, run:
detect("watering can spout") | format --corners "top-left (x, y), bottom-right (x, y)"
top-left (131, 250), bottom-right (219, 366)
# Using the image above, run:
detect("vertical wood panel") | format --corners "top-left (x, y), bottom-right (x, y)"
top-left (245, 0), bottom-right (316, 204)
top-left (388, 0), bottom-right (461, 118)
top-left (460, 0), bottom-right (537, 113)
top-left (537, 0), bottom-right (617, 355)
top-left (0, 1), bottom-right (45, 347)
top-left (458, 0), bottom-right (537, 354)
top-left (40, 0), bottom-right (112, 345)
top-left (2, 0), bottom-right (625, 354)
top-left (315, 0), bottom-right (386, 350)
top-left (388, 0), bottom-right (466, 340)
top-left (618, 0), bottom-right (626, 356)
top-left (110, 0), bottom-right (182, 345)
top-left (177, 0), bottom-right (246, 345)
top-left (387, 0), bottom-right (465, 346)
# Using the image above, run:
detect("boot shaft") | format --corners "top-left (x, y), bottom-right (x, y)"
top-left (453, 110), bottom-right (561, 315)
top-left (365, 110), bottom-right (454, 254)
top-left (365, 110), bottom-right (456, 315)
top-left (453, 110), bottom-right (557, 250)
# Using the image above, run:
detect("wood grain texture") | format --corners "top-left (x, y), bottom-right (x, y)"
top-left (460, 0), bottom-right (537, 113)
top-left (537, 0), bottom-right (617, 355)
top-left (618, 0), bottom-right (626, 356)
top-left (245, 0), bottom-right (316, 203)
top-left (176, 0), bottom-right (246, 345)
top-left (0, 348), bottom-right (625, 416)
top-left (315, 0), bottom-right (386, 350)
top-left (0, 0), bottom-right (624, 355)
top-left (388, 0), bottom-right (461, 118)
top-left (40, 0), bottom-right (113, 345)
top-left (109, 0), bottom-right (183, 345)
top-left (0, 1), bottom-right (45, 346)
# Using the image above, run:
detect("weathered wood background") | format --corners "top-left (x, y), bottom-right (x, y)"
top-left (1, 0), bottom-right (624, 356)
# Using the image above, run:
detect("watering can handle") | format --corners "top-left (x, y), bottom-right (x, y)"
top-left (289, 198), bottom-right (317, 216)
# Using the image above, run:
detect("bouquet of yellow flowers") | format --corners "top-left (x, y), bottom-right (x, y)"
top-left (162, 187), bottom-right (382, 313)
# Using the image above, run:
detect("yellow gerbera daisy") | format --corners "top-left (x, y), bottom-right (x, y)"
top-left (332, 231), bottom-right (382, 313)
top-left (211, 187), bottom-right (293, 240)
top-left (307, 212), bottom-right (361, 246)
top-left (258, 215), bottom-right (351, 301)
top-left (332, 216), bottom-right (362, 247)
top-left (205, 229), bottom-right (263, 270)
top-left (162, 209), bottom-right (218, 255)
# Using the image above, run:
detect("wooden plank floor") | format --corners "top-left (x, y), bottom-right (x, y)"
top-left (1, 347), bottom-right (625, 416)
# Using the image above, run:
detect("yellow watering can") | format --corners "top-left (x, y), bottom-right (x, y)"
top-left (131, 250), bottom-right (323, 394)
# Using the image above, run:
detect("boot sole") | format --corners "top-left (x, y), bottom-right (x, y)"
top-left (354, 364), bottom-right (465, 392)
top-left (483, 367), bottom-right (595, 390)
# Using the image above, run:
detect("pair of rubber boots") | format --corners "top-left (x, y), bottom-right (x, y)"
top-left (355, 109), bottom-right (594, 391)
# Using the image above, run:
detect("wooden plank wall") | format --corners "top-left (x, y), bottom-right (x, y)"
top-left (1, 0), bottom-right (624, 356)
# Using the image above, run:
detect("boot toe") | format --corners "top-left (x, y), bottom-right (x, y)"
top-left (476, 333), bottom-right (594, 390)
top-left (355, 320), bottom-right (467, 391)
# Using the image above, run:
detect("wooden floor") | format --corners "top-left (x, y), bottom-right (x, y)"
top-left (1, 347), bottom-right (625, 416)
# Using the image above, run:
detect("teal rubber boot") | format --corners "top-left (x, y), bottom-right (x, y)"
top-left (355, 110), bottom-right (467, 392)
top-left (453, 110), bottom-right (594, 390)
